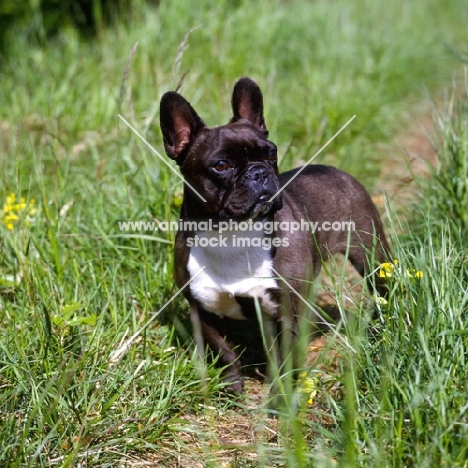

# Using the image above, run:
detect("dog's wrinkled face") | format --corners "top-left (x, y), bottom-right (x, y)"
top-left (179, 122), bottom-right (281, 219)
top-left (160, 78), bottom-right (282, 219)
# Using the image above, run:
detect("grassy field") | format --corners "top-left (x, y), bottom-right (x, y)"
top-left (0, 0), bottom-right (467, 466)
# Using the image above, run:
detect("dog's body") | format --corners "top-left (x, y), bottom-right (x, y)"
top-left (160, 77), bottom-right (389, 393)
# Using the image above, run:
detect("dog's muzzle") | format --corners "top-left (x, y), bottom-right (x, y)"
top-left (242, 164), bottom-right (280, 218)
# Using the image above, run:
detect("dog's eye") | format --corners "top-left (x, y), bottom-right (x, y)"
top-left (267, 149), bottom-right (277, 161)
top-left (213, 160), bottom-right (231, 172)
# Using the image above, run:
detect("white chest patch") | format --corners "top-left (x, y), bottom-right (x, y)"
top-left (187, 229), bottom-right (278, 320)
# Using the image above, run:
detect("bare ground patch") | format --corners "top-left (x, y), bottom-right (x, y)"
top-left (378, 101), bottom-right (438, 212)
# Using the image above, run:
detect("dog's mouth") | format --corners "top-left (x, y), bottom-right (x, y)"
top-left (249, 195), bottom-right (274, 219)
top-left (219, 193), bottom-right (280, 220)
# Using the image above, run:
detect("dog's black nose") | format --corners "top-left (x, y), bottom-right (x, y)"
top-left (259, 194), bottom-right (269, 202)
top-left (245, 165), bottom-right (268, 182)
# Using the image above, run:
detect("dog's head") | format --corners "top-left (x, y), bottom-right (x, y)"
top-left (159, 77), bottom-right (282, 220)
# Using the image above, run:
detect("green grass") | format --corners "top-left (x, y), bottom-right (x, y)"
top-left (0, 0), bottom-right (467, 466)
top-left (340, 83), bottom-right (468, 466)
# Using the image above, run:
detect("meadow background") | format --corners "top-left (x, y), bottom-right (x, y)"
top-left (0, 0), bottom-right (467, 466)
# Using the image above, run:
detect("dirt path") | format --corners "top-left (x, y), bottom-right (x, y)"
top-left (378, 101), bottom-right (438, 210)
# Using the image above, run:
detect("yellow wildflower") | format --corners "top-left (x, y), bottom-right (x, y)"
top-left (297, 371), bottom-right (321, 406)
top-left (379, 262), bottom-right (396, 278)
top-left (406, 269), bottom-right (423, 279)
top-left (1, 193), bottom-right (38, 231)
top-left (379, 260), bottom-right (422, 280)
top-left (172, 191), bottom-right (183, 208)
top-left (373, 294), bottom-right (388, 306)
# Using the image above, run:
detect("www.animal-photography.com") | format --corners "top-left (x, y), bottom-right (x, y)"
top-left (1, 1), bottom-right (467, 466)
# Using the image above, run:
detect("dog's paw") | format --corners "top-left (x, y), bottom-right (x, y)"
top-left (222, 373), bottom-right (244, 395)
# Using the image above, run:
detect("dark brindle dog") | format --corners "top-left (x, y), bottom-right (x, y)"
top-left (160, 77), bottom-right (389, 393)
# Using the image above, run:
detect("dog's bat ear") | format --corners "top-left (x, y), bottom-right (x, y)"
top-left (231, 77), bottom-right (268, 136)
top-left (160, 92), bottom-right (206, 162)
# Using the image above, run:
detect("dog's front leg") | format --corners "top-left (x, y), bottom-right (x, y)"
top-left (190, 304), bottom-right (243, 394)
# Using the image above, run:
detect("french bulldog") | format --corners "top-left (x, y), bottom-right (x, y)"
top-left (159, 77), bottom-right (389, 393)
